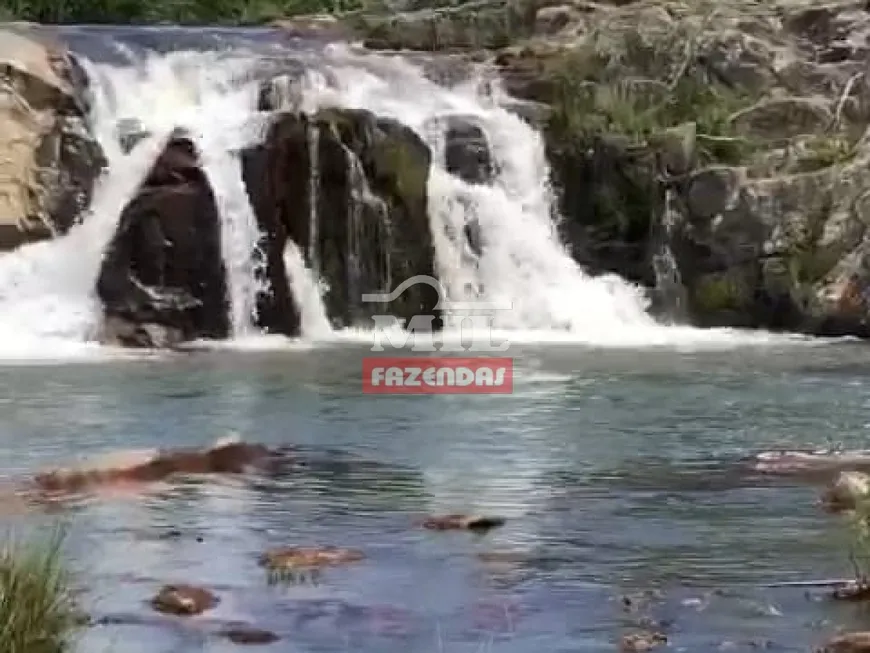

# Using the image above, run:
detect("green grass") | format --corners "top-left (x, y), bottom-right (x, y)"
top-left (0, 0), bottom-right (370, 24)
top-left (0, 527), bottom-right (81, 653)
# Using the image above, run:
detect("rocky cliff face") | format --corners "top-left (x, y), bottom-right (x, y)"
top-left (97, 134), bottom-right (230, 348)
top-left (0, 27), bottom-right (105, 250)
top-left (353, 0), bottom-right (870, 337)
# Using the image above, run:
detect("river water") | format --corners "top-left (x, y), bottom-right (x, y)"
top-left (2, 339), bottom-right (868, 652)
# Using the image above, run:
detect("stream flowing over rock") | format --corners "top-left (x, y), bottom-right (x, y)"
top-left (351, 0), bottom-right (870, 336)
top-left (242, 99), bottom-right (440, 332)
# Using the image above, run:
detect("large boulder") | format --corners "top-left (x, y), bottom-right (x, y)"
top-left (96, 133), bottom-right (230, 348)
top-left (242, 103), bottom-right (440, 331)
top-left (0, 27), bottom-right (105, 250)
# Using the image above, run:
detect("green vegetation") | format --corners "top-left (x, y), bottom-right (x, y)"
top-left (545, 37), bottom-right (757, 168)
top-left (690, 274), bottom-right (746, 314)
top-left (0, 0), bottom-right (366, 25)
top-left (0, 527), bottom-right (81, 653)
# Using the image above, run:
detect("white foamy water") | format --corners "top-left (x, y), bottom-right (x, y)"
top-left (0, 49), bottom-right (271, 360)
top-left (0, 43), bottom-right (828, 363)
top-left (284, 241), bottom-right (333, 338)
top-left (291, 45), bottom-right (811, 348)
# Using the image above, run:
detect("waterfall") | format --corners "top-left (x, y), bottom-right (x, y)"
top-left (0, 37), bottom-right (802, 360)
top-left (307, 121), bottom-right (321, 276)
top-left (651, 188), bottom-right (689, 323)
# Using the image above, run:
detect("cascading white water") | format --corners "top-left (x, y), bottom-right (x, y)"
top-left (0, 40), bottom-right (813, 360)
top-left (283, 241), bottom-right (333, 337)
top-left (293, 45), bottom-right (802, 346)
top-left (0, 49), bottom-right (274, 358)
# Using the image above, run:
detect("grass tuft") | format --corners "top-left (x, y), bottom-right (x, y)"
top-left (0, 526), bottom-right (81, 653)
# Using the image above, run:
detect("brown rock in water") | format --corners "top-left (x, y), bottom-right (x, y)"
top-left (31, 438), bottom-right (278, 496)
top-left (258, 546), bottom-right (365, 571)
top-left (831, 582), bottom-right (870, 602)
top-left (620, 631), bottom-right (668, 652)
top-left (150, 584), bottom-right (219, 616)
top-left (218, 626), bottom-right (281, 645)
top-left (421, 514), bottom-right (506, 533)
top-left (820, 471), bottom-right (870, 513)
top-left (96, 131), bottom-right (229, 349)
top-left (821, 632), bottom-right (870, 653)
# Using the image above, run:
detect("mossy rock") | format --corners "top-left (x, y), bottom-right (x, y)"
top-left (691, 272), bottom-right (750, 314)
top-left (370, 138), bottom-right (429, 205)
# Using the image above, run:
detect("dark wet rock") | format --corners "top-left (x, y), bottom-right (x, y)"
top-left (96, 133), bottom-right (230, 348)
top-left (218, 626), bottom-right (281, 645)
top-left (259, 546), bottom-right (365, 570)
top-left (434, 114), bottom-right (496, 186)
top-left (620, 630), bottom-right (668, 652)
top-left (821, 632), bottom-right (870, 653)
top-left (150, 584), bottom-right (219, 616)
top-left (421, 514), bottom-right (506, 532)
top-left (0, 28), bottom-right (106, 251)
top-left (242, 105), bottom-right (440, 331)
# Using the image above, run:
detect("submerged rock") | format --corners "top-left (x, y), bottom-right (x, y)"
top-left (30, 438), bottom-right (280, 497)
top-left (620, 630), bottom-right (668, 652)
top-left (821, 631), bottom-right (870, 652)
top-left (242, 103), bottom-right (440, 331)
top-left (151, 584), bottom-right (219, 616)
top-left (96, 133), bottom-right (230, 348)
top-left (0, 27), bottom-right (105, 250)
top-left (420, 514), bottom-right (506, 532)
top-left (258, 546), bottom-right (365, 570)
top-left (218, 626), bottom-right (281, 645)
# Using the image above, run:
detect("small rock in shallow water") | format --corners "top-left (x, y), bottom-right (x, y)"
top-left (218, 626), bottom-right (280, 645)
top-left (150, 584), bottom-right (219, 616)
top-left (831, 582), bottom-right (870, 602)
top-left (420, 514), bottom-right (506, 532)
top-left (259, 546), bottom-right (365, 570)
top-left (620, 631), bottom-right (667, 652)
top-left (820, 631), bottom-right (870, 652)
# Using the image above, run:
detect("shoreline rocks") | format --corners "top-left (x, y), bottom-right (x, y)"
top-left (0, 27), bottom-right (105, 250)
